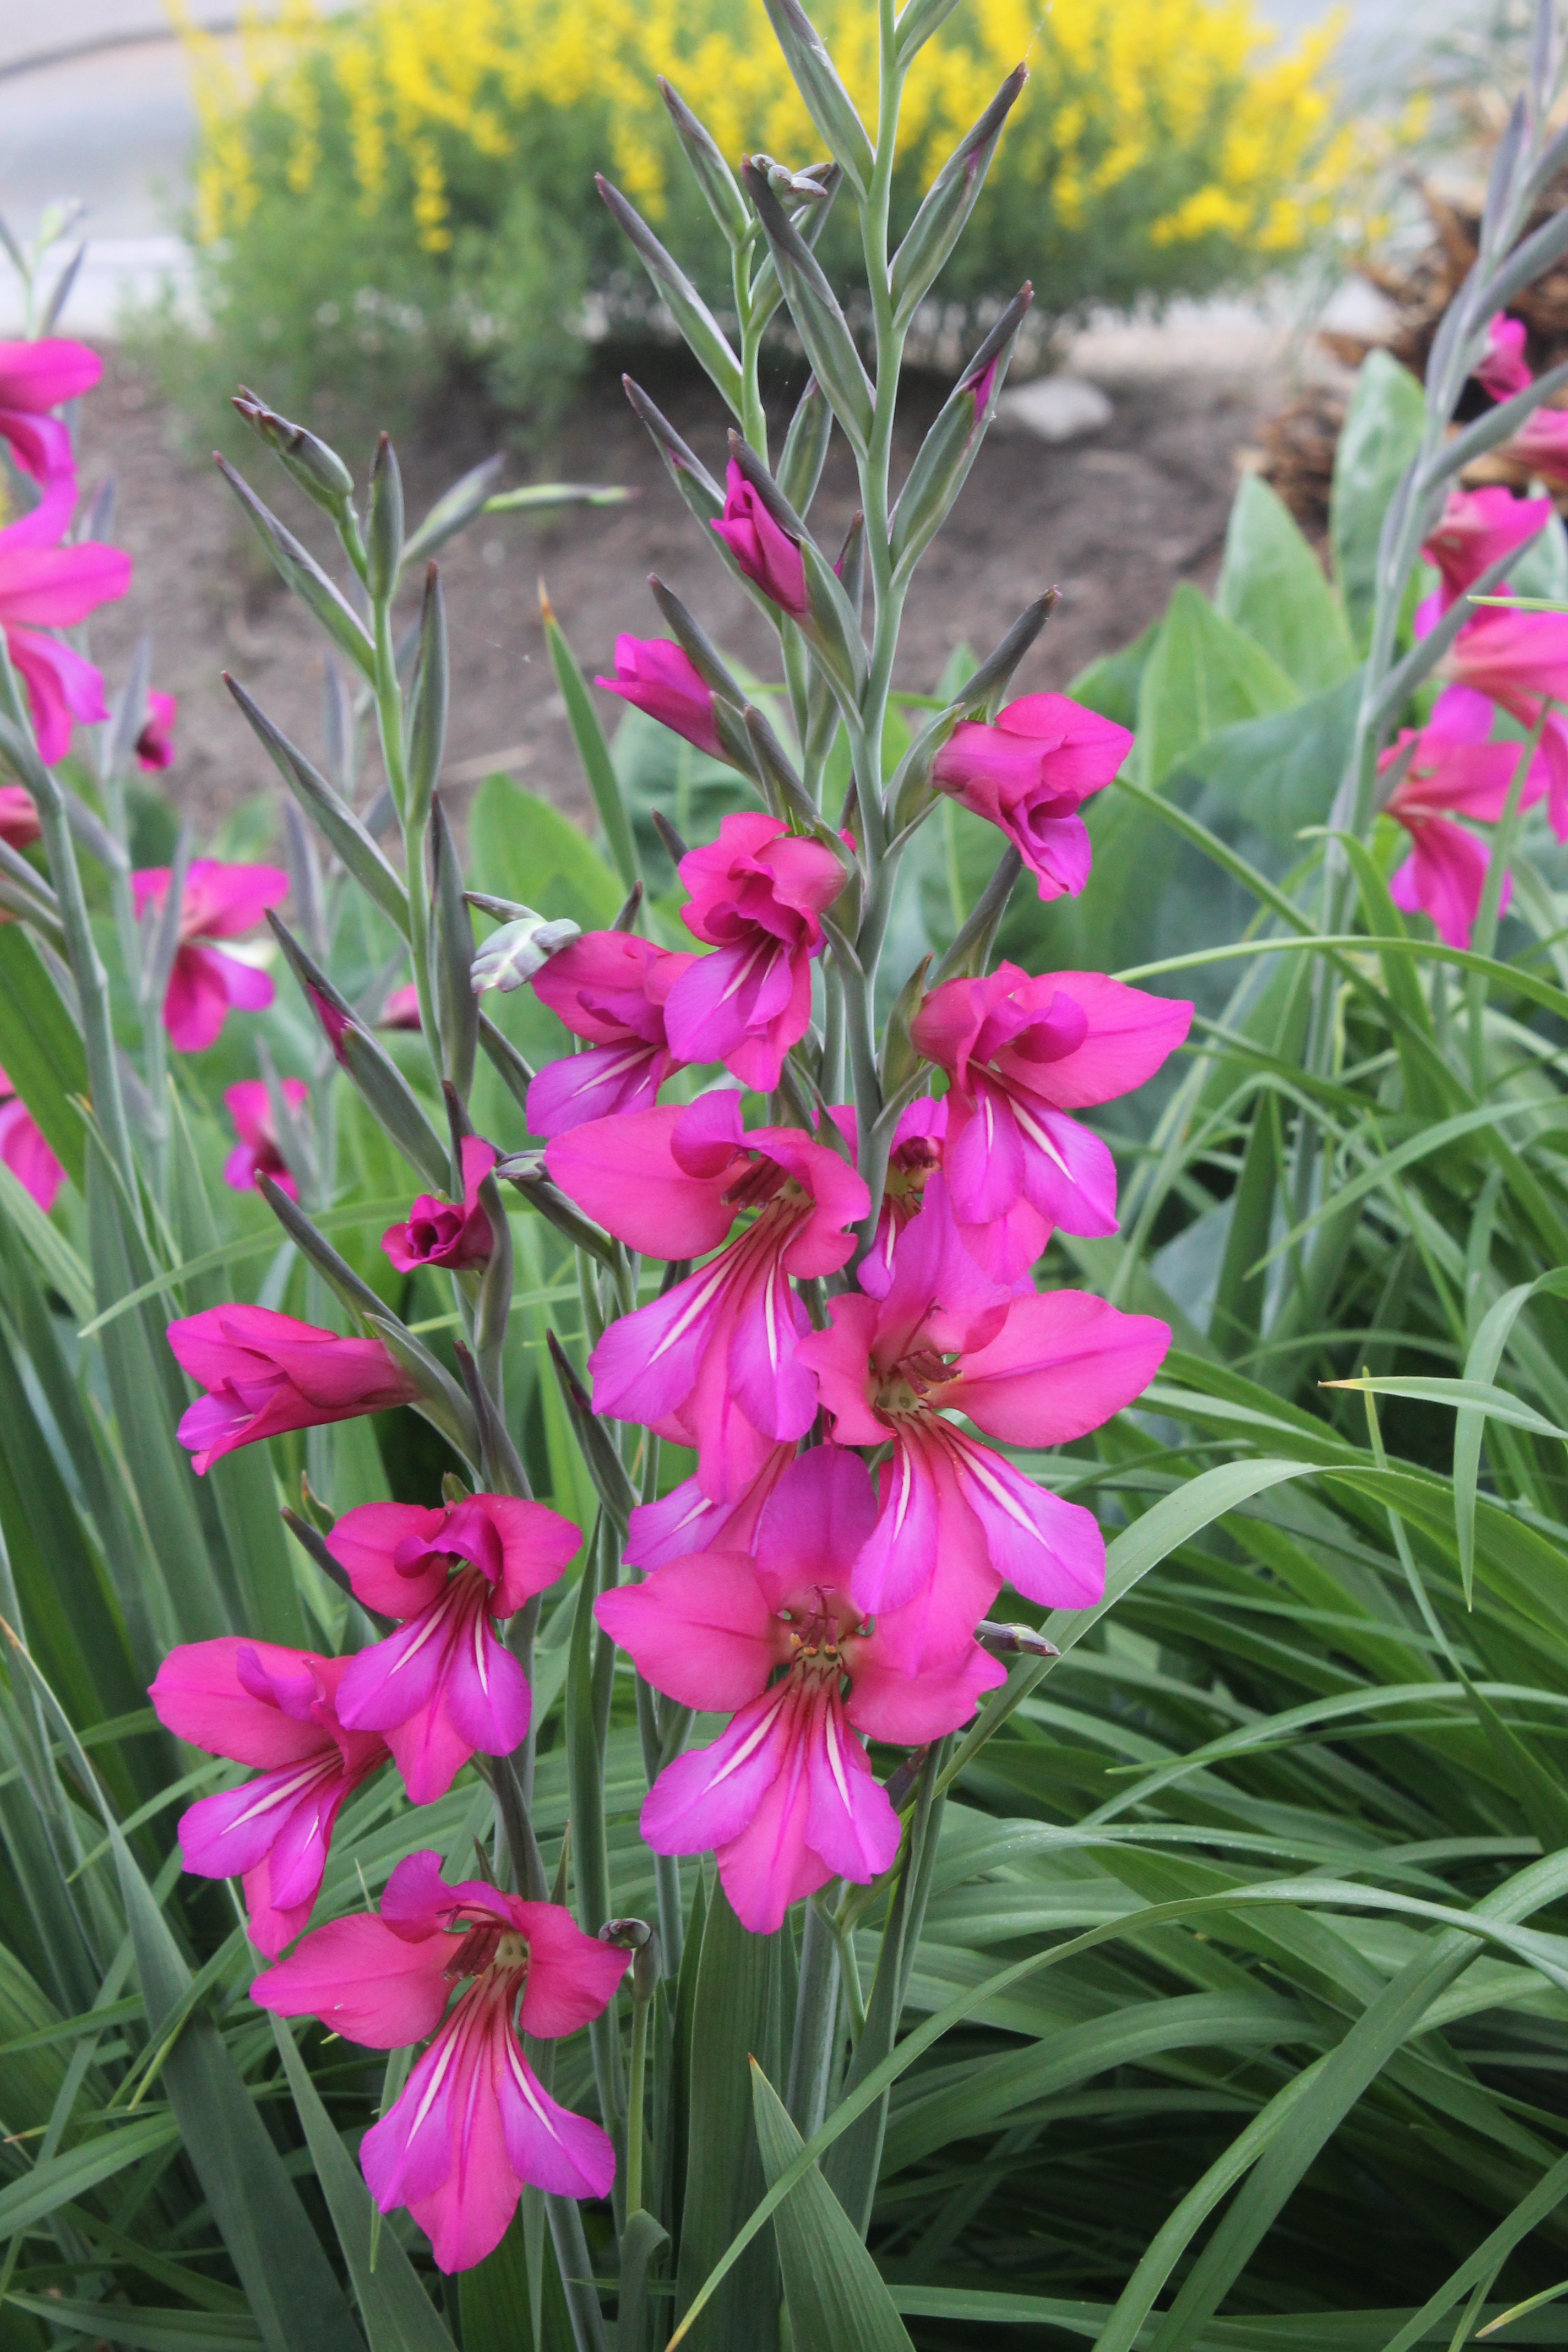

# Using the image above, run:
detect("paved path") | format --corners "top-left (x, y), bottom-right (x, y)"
top-left (0, 0), bottom-right (1468, 337)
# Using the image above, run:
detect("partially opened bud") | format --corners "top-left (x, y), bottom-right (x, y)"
top-left (470, 911), bottom-right (582, 995)
top-left (711, 458), bottom-right (808, 618)
top-left (596, 635), bottom-right (727, 761)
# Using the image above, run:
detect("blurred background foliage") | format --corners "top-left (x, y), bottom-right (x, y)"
top-left (150, 0), bottom-right (1363, 438)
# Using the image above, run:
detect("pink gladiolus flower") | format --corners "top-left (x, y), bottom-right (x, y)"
top-left (911, 963), bottom-right (1192, 1281)
top-left (929, 694), bottom-right (1132, 903)
top-left (1476, 315), bottom-right (1532, 401)
top-left (796, 1186), bottom-right (1169, 1645)
top-left (0, 341), bottom-right (98, 553)
top-left (149, 1638), bottom-right (388, 1958)
top-left (0, 509), bottom-right (129, 764)
top-left (327, 1494), bottom-right (579, 1802)
top-left (1378, 688), bottom-right (1544, 949)
top-left (664, 812), bottom-right (846, 1090)
top-left (130, 861), bottom-right (288, 1052)
top-left (598, 1449), bottom-right (1004, 1934)
top-left (548, 1090), bottom-right (869, 1498)
top-left (222, 1077), bottom-right (307, 1201)
top-left (380, 982), bottom-right (422, 1028)
top-left (710, 458), bottom-right (808, 618)
top-left (382, 1136), bottom-right (498, 1274)
top-left (136, 689), bottom-right (178, 771)
top-left (595, 635), bottom-right (722, 757)
top-left (526, 930), bottom-right (693, 1136)
top-left (252, 1851), bottom-right (628, 2269)
top-left (1420, 487), bottom-right (1554, 617)
top-left (167, 1305), bottom-right (418, 1473)
top-left (0, 1061), bottom-right (63, 1211)
top-left (0, 786), bottom-right (39, 849)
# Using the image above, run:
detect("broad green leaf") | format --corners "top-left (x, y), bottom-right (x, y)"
top-left (1329, 349), bottom-right (1425, 647)
top-left (0, 922), bottom-right (88, 1186)
top-left (469, 775), bottom-right (625, 940)
top-left (750, 2064), bottom-right (914, 2351)
top-left (269, 2014), bottom-right (458, 2352)
top-left (1129, 585), bottom-right (1299, 789)
top-left (1067, 618), bottom-right (1161, 732)
top-left (1183, 671), bottom-right (1362, 850)
top-left (1216, 475), bottom-right (1357, 694)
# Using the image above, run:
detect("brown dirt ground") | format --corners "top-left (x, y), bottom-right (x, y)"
top-left (79, 347), bottom-right (1275, 835)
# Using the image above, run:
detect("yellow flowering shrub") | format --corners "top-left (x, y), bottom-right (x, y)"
top-left (165, 0), bottom-right (1360, 428)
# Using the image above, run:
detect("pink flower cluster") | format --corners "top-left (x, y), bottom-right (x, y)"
top-left (535, 959), bottom-right (1187, 1932)
top-left (150, 470), bottom-right (1205, 2273)
top-left (1386, 314), bottom-right (1568, 948)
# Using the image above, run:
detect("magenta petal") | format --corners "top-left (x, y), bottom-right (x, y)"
top-left (499, 2041), bottom-right (617, 2201)
top-left (437, 1610), bottom-right (532, 1758)
top-left (640, 1686), bottom-right (792, 1855)
top-left (545, 1104), bottom-right (737, 1258)
top-left (803, 1696), bottom-right (901, 1885)
top-left (847, 1436), bottom-right (943, 1616)
top-left (750, 1447), bottom-right (877, 1610)
top-left (326, 1501), bottom-right (450, 1618)
top-left (944, 1081), bottom-right (1028, 1224)
top-left (336, 1605), bottom-right (454, 1733)
top-left (513, 1904), bottom-right (630, 2038)
top-left (714, 1731), bottom-right (827, 1934)
top-left (948, 1290), bottom-right (1170, 1447)
top-left (595, 1550), bottom-right (778, 1709)
top-left (727, 1261), bottom-right (816, 1441)
top-left (945, 1430), bottom-right (1106, 1608)
top-left (250, 1913), bottom-right (452, 2046)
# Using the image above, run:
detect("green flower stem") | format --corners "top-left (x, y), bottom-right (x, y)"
top-left (625, 1975), bottom-right (652, 2215)
top-left (733, 248), bottom-right (769, 465)
top-left (371, 595), bottom-right (440, 1084)
top-left (786, 1894), bottom-right (842, 2137)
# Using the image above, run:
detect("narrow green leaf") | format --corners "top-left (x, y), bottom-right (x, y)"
top-left (269, 2013), bottom-right (458, 2352)
top-left (538, 594), bottom-right (640, 894)
top-left (6, 2298), bottom-right (259, 2349)
top-left (674, 1886), bottom-right (782, 2351)
top-left (750, 2064), bottom-right (914, 2351)
top-left (0, 2108), bottom-right (177, 2234)
top-left (0, 923), bottom-right (88, 1185)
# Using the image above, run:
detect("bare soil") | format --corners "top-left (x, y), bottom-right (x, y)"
top-left (80, 349), bottom-right (1274, 833)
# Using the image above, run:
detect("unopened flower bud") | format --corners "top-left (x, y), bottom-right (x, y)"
top-left (600, 1917), bottom-right (661, 2000)
top-left (233, 386), bottom-right (356, 518)
top-left (976, 1620), bottom-right (1061, 1660)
